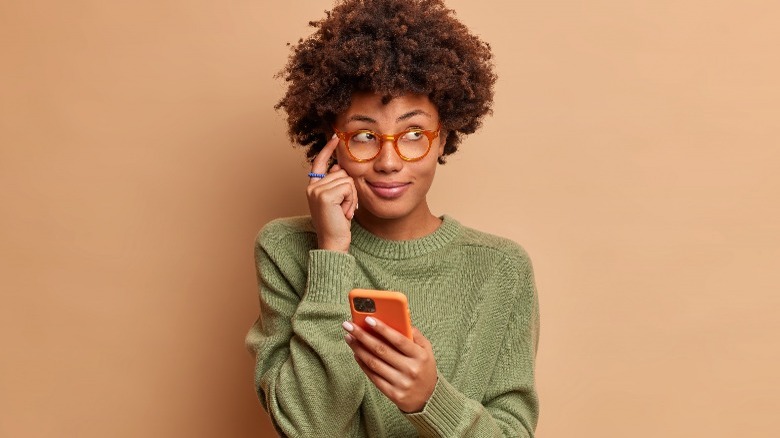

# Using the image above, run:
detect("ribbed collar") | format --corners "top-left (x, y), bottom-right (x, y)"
top-left (349, 215), bottom-right (461, 260)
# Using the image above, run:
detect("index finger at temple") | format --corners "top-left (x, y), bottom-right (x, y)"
top-left (310, 134), bottom-right (340, 175)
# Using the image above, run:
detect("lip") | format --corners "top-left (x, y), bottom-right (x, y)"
top-left (366, 181), bottom-right (411, 199)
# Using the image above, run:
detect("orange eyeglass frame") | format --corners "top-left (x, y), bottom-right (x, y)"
top-left (332, 123), bottom-right (441, 163)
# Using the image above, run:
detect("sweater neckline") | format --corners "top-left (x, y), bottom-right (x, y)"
top-left (349, 215), bottom-right (461, 260)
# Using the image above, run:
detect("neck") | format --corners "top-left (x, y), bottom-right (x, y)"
top-left (354, 204), bottom-right (442, 241)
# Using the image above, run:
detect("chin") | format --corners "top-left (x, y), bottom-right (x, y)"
top-left (358, 202), bottom-right (415, 222)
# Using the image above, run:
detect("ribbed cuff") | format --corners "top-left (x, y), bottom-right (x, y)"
top-left (404, 373), bottom-right (465, 436)
top-left (304, 249), bottom-right (355, 304)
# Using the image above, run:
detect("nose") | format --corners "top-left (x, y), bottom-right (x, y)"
top-left (372, 138), bottom-right (403, 173)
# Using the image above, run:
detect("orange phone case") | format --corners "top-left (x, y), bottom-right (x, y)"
top-left (348, 288), bottom-right (413, 339)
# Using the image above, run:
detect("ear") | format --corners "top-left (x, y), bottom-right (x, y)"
top-left (437, 130), bottom-right (447, 157)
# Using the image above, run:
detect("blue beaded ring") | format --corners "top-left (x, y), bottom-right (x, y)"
top-left (308, 172), bottom-right (326, 179)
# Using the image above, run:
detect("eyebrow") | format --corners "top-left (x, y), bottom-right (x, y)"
top-left (346, 110), bottom-right (433, 125)
top-left (397, 110), bottom-right (432, 121)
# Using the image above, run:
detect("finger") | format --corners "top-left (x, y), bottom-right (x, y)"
top-left (365, 317), bottom-right (419, 357)
top-left (334, 164), bottom-right (357, 219)
top-left (310, 134), bottom-right (340, 179)
top-left (324, 164), bottom-right (356, 218)
top-left (354, 355), bottom-right (397, 398)
top-left (309, 178), bottom-right (356, 211)
top-left (348, 179), bottom-right (359, 219)
top-left (344, 178), bottom-right (357, 218)
top-left (345, 320), bottom-right (410, 369)
top-left (309, 172), bottom-right (350, 190)
top-left (345, 334), bottom-right (405, 384)
top-left (412, 327), bottom-right (432, 351)
top-left (307, 172), bottom-right (351, 196)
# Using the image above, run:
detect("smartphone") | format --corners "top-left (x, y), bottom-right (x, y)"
top-left (348, 288), bottom-right (413, 339)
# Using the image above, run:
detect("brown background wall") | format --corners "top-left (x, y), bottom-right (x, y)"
top-left (1, 1), bottom-right (778, 436)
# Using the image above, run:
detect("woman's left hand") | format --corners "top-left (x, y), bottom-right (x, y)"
top-left (342, 318), bottom-right (437, 413)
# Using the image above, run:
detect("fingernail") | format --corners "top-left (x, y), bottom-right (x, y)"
top-left (332, 133), bottom-right (337, 139)
top-left (342, 321), bottom-right (354, 332)
top-left (344, 334), bottom-right (354, 343)
top-left (365, 317), bottom-right (376, 327)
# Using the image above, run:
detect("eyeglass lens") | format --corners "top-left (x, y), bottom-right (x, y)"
top-left (348, 130), bottom-right (429, 160)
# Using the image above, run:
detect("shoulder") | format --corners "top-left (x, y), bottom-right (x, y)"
top-left (255, 215), bottom-right (316, 253)
top-left (447, 218), bottom-right (538, 314)
top-left (452, 218), bottom-right (533, 269)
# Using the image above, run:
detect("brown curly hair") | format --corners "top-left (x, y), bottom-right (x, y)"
top-left (275, 0), bottom-right (497, 164)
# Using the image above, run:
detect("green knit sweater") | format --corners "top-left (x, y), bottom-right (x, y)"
top-left (246, 215), bottom-right (539, 437)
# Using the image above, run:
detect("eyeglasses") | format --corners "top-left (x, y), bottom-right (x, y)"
top-left (333, 123), bottom-right (441, 162)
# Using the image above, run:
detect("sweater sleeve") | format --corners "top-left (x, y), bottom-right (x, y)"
top-left (403, 254), bottom-right (540, 437)
top-left (245, 226), bottom-right (367, 437)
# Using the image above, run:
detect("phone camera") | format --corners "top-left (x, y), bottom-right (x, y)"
top-left (353, 297), bottom-right (376, 313)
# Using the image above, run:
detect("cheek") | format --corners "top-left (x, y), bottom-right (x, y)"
top-left (422, 166), bottom-right (438, 184)
top-left (413, 162), bottom-right (439, 190)
top-left (335, 155), bottom-right (365, 179)
top-left (335, 149), bottom-right (351, 171)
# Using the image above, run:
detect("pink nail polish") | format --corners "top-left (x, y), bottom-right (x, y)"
top-left (365, 317), bottom-right (376, 327)
top-left (342, 321), bottom-right (354, 332)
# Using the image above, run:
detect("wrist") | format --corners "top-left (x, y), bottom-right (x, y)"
top-left (318, 237), bottom-right (350, 253)
top-left (400, 377), bottom-right (437, 413)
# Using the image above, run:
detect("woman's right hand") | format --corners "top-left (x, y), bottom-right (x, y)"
top-left (306, 134), bottom-right (358, 253)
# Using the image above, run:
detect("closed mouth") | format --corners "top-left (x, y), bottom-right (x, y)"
top-left (365, 181), bottom-right (411, 199)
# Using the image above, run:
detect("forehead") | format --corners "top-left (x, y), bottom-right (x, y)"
top-left (337, 92), bottom-right (439, 125)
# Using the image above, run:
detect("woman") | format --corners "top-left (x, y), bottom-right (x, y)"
top-left (246, 0), bottom-right (540, 436)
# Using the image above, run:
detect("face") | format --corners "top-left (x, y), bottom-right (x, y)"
top-left (333, 92), bottom-right (445, 225)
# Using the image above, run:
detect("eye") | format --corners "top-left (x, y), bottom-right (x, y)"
top-left (351, 131), bottom-right (376, 143)
top-left (401, 130), bottom-right (424, 141)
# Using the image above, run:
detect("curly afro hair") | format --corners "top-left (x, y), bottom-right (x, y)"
top-left (275, 0), bottom-right (497, 164)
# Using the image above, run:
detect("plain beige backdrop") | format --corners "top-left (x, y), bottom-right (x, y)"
top-left (1, 0), bottom-right (778, 437)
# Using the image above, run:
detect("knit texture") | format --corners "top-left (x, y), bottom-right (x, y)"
top-left (246, 215), bottom-right (540, 437)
